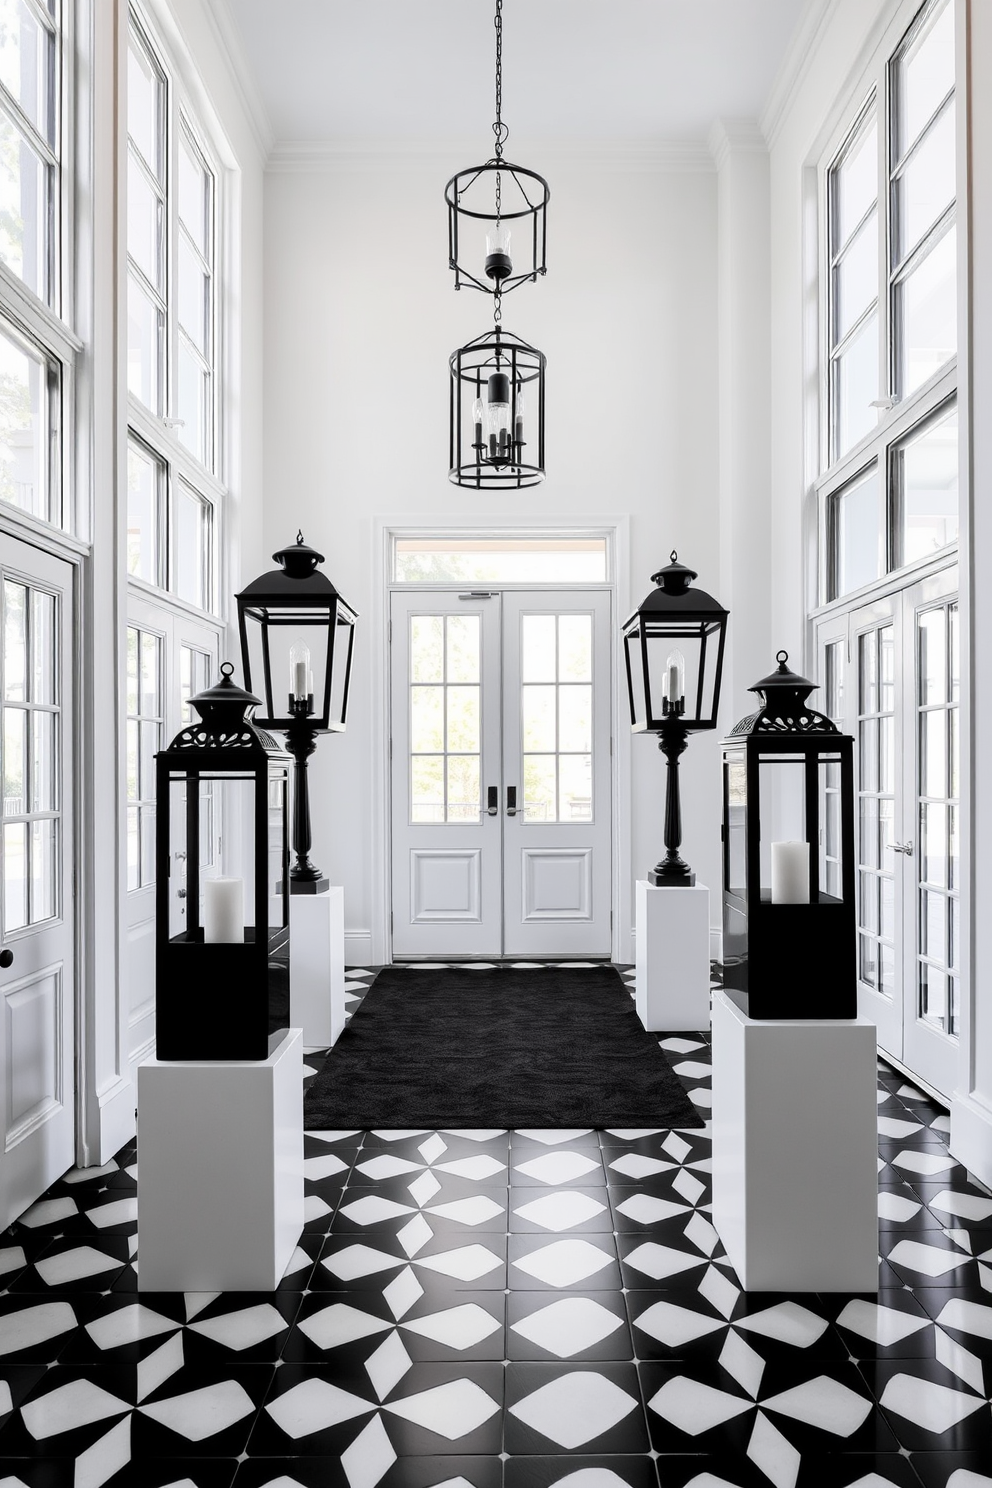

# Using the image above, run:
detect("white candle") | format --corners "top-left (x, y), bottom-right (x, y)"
top-left (770, 842), bottom-right (810, 904)
top-left (204, 877), bottom-right (244, 943)
top-left (667, 664), bottom-right (680, 703)
top-left (293, 659), bottom-right (310, 699)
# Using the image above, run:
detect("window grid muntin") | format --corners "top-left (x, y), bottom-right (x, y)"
top-left (818, 0), bottom-right (958, 612)
top-left (126, 3), bottom-right (222, 617)
top-left (916, 599), bottom-right (959, 1035)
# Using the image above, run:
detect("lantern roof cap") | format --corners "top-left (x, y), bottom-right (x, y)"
top-left (628, 552), bottom-right (728, 620)
top-left (236, 530), bottom-right (347, 605)
top-left (748, 650), bottom-right (816, 698)
top-left (188, 662), bottom-right (261, 728)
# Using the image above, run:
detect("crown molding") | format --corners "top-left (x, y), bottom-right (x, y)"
top-left (266, 136), bottom-right (716, 175)
top-left (708, 118), bottom-right (768, 171)
top-left (202, 0), bottom-right (275, 161)
top-left (759, 0), bottom-right (834, 149)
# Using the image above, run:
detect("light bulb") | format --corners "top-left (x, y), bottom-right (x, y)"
top-left (486, 370), bottom-right (510, 455)
top-left (472, 397), bottom-right (484, 446)
top-left (665, 648), bottom-right (685, 711)
top-left (290, 639), bottom-right (312, 705)
top-left (513, 382), bottom-right (526, 445)
top-left (485, 221), bottom-right (512, 281)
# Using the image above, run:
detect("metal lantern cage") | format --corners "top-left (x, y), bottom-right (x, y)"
top-left (449, 327), bottom-right (546, 489)
top-left (622, 554), bottom-right (729, 886)
top-left (155, 664), bottom-right (290, 1061)
top-left (721, 651), bottom-right (857, 1019)
top-left (445, 161), bottom-right (549, 296)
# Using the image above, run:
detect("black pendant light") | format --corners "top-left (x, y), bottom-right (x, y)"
top-left (448, 0), bottom-right (548, 489)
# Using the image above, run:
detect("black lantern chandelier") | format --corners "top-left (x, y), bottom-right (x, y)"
top-left (448, 0), bottom-right (548, 489)
top-left (623, 554), bottom-right (729, 887)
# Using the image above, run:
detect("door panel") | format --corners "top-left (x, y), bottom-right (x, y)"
top-left (816, 564), bottom-right (959, 1097)
top-left (0, 534), bottom-right (74, 1227)
top-left (390, 588), bottom-right (613, 958)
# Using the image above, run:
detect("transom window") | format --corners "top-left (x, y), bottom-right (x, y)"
top-left (819, 0), bottom-right (957, 605)
top-left (393, 536), bottom-right (609, 585)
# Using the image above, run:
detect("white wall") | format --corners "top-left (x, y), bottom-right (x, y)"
top-left (263, 150), bottom-right (723, 958)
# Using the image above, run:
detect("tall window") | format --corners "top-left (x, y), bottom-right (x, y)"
top-left (0, 1), bottom-right (76, 533)
top-left (126, 10), bottom-right (220, 613)
top-left (819, 0), bottom-right (957, 604)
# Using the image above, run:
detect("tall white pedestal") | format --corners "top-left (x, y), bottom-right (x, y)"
top-left (711, 989), bottom-right (878, 1292)
top-left (635, 879), bottom-right (711, 1031)
top-left (290, 885), bottom-right (345, 1049)
top-left (137, 1028), bottom-right (304, 1292)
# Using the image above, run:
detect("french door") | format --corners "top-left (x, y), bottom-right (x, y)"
top-left (390, 588), bottom-right (613, 958)
top-left (0, 533), bottom-right (75, 1227)
top-left (816, 564), bottom-right (959, 1097)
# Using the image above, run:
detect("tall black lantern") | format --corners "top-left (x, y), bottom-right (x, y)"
top-left (721, 651), bottom-right (856, 1019)
top-left (236, 533), bottom-right (358, 887)
top-left (622, 553), bottom-right (729, 886)
top-left (155, 664), bottom-right (290, 1061)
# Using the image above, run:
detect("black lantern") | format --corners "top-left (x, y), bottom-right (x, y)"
top-left (449, 326), bottom-right (546, 489)
top-left (155, 663), bottom-right (290, 1060)
top-left (721, 651), bottom-right (856, 1019)
top-left (622, 553), bottom-right (729, 886)
top-left (236, 533), bottom-right (358, 887)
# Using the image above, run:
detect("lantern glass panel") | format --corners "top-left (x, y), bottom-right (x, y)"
top-left (624, 626), bottom-right (647, 728)
top-left (725, 758), bottom-right (746, 898)
top-left (643, 629), bottom-right (718, 724)
top-left (327, 613), bottom-right (354, 730)
top-left (757, 756), bottom-right (810, 897)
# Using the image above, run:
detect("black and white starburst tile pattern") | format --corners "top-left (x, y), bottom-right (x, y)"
top-left (6, 962), bottom-right (992, 1487)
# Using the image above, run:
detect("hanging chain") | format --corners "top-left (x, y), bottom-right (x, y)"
top-left (493, 287), bottom-right (502, 326)
top-left (492, 0), bottom-right (507, 160)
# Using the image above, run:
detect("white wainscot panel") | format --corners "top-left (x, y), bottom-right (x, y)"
top-left (5, 968), bottom-right (62, 1147)
top-left (410, 850), bottom-right (482, 922)
top-left (522, 849), bottom-right (593, 921)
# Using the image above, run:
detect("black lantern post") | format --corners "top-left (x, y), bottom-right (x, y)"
top-left (721, 651), bottom-right (856, 1019)
top-left (236, 534), bottom-right (358, 890)
top-left (155, 663), bottom-right (290, 1060)
top-left (622, 553), bottom-right (729, 886)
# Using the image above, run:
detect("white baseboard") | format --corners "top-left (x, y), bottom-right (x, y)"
top-left (344, 929), bottom-right (374, 965)
top-left (950, 1090), bottom-right (992, 1191)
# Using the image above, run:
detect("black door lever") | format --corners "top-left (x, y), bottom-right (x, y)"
top-left (506, 785), bottom-right (518, 816)
top-left (487, 786), bottom-right (498, 815)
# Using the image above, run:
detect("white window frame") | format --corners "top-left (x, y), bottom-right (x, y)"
top-left (812, 0), bottom-right (959, 619)
top-left (126, 2), bottom-right (224, 620)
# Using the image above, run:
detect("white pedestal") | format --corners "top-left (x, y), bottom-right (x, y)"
top-left (635, 879), bottom-right (711, 1031)
top-left (711, 989), bottom-right (878, 1292)
top-left (137, 1028), bottom-right (304, 1292)
top-left (290, 885), bottom-right (345, 1049)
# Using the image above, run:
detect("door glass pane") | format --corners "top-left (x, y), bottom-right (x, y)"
top-left (558, 615), bottom-right (592, 682)
top-left (0, 324), bottom-right (50, 521)
top-left (916, 597), bottom-right (959, 1038)
top-left (446, 687), bottom-right (479, 752)
top-left (4, 578), bottom-right (25, 700)
top-left (411, 686), bottom-right (443, 752)
top-left (833, 313), bottom-right (879, 458)
top-left (32, 589), bottom-right (53, 703)
top-left (559, 685), bottom-right (592, 753)
top-left (922, 708), bottom-right (946, 798)
top-left (126, 626), bottom-right (161, 889)
top-left (559, 754), bottom-right (592, 822)
top-left (832, 467), bottom-right (880, 599)
top-left (3, 704), bottom-right (24, 809)
top-left (523, 756), bottom-right (555, 821)
top-left (411, 616), bottom-right (443, 683)
top-left (411, 756), bottom-right (443, 823)
top-left (918, 607), bottom-right (947, 705)
top-left (522, 615), bottom-right (556, 682)
top-left (857, 624), bottom-right (895, 996)
top-left (898, 224), bottom-right (956, 397)
top-left (447, 616), bottom-right (479, 682)
top-left (523, 685), bottom-right (556, 751)
top-left (4, 819), bottom-right (26, 929)
top-left (30, 709), bottom-right (52, 811)
top-left (446, 756), bottom-right (479, 822)
top-left (30, 816), bottom-right (54, 921)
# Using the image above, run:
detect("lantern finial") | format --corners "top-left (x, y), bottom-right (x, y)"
top-left (273, 533), bottom-right (325, 577)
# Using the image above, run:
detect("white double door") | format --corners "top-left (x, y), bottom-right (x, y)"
top-left (0, 532), bottom-right (75, 1227)
top-left (816, 564), bottom-right (959, 1098)
top-left (390, 588), bottom-right (613, 959)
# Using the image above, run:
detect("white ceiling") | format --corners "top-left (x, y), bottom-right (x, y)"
top-left (220, 0), bottom-right (813, 148)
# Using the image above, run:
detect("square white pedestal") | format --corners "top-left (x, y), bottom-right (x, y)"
top-left (137, 1028), bottom-right (304, 1292)
top-left (290, 885), bottom-right (345, 1049)
top-left (635, 879), bottom-right (711, 1031)
top-left (711, 989), bottom-right (878, 1292)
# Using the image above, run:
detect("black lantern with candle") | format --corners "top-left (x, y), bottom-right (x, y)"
top-left (236, 534), bottom-right (358, 888)
top-left (155, 663), bottom-right (290, 1060)
top-left (721, 651), bottom-right (856, 1018)
top-left (622, 554), bottom-right (729, 886)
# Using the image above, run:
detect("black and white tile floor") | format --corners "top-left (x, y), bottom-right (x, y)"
top-left (2, 964), bottom-right (992, 1487)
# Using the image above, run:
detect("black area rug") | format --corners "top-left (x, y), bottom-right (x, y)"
top-left (303, 964), bottom-right (704, 1129)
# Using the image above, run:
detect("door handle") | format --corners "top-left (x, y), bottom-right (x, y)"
top-left (0, 948), bottom-right (12, 968)
top-left (487, 786), bottom-right (498, 816)
top-left (506, 785), bottom-right (518, 816)
top-left (891, 840), bottom-right (914, 856)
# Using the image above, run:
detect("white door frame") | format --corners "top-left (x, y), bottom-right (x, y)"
top-left (371, 515), bottom-right (631, 966)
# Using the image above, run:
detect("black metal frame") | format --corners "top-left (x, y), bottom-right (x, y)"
top-left (449, 326), bottom-right (546, 489)
top-left (445, 161), bottom-right (550, 296)
top-left (155, 689), bottom-right (290, 1061)
top-left (236, 603), bottom-right (357, 735)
